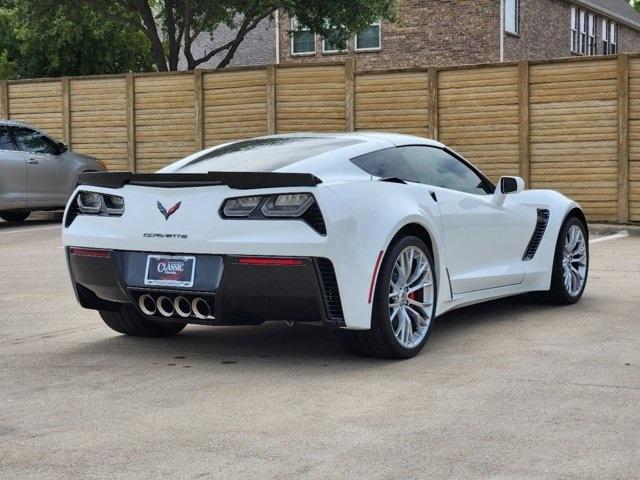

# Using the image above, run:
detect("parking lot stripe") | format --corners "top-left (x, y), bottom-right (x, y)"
top-left (589, 231), bottom-right (629, 244)
top-left (0, 225), bottom-right (60, 236)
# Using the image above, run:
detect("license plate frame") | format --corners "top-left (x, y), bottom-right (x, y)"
top-left (144, 255), bottom-right (196, 288)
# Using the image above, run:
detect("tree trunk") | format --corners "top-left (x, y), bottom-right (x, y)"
top-left (136, 1), bottom-right (168, 71)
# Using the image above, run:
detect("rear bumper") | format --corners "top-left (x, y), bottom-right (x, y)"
top-left (66, 248), bottom-right (345, 327)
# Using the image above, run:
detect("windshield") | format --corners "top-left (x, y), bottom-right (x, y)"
top-left (176, 136), bottom-right (364, 173)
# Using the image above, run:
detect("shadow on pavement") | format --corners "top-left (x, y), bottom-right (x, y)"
top-left (0, 211), bottom-right (62, 231)
top-left (65, 294), bottom-right (564, 367)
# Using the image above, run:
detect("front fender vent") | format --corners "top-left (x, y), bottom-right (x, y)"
top-left (523, 209), bottom-right (550, 261)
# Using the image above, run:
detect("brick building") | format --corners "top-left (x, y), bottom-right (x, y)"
top-left (275, 0), bottom-right (640, 70)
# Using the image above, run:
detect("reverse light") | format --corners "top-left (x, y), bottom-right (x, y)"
top-left (261, 193), bottom-right (313, 217)
top-left (222, 195), bottom-right (262, 217)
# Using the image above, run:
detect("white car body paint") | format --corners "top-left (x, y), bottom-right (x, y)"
top-left (62, 132), bottom-right (584, 330)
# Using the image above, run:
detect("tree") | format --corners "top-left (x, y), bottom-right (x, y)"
top-left (49, 0), bottom-right (397, 72)
top-left (0, 1), bottom-right (154, 79)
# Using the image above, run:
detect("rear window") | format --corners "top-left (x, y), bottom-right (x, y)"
top-left (176, 136), bottom-right (364, 173)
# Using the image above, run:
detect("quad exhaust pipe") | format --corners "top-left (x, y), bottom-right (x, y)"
top-left (156, 296), bottom-right (175, 317)
top-left (192, 297), bottom-right (212, 320)
top-left (173, 296), bottom-right (192, 318)
top-left (138, 294), bottom-right (157, 316)
top-left (137, 293), bottom-right (213, 320)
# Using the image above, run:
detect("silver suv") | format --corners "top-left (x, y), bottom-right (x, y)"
top-left (0, 120), bottom-right (106, 222)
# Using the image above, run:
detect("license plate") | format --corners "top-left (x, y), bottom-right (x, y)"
top-left (144, 255), bottom-right (196, 288)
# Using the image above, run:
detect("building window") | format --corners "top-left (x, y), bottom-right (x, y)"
top-left (291, 18), bottom-right (315, 55)
top-left (571, 8), bottom-right (597, 56)
top-left (322, 22), bottom-right (346, 53)
top-left (587, 13), bottom-right (595, 55)
top-left (505, 0), bottom-right (519, 34)
top-left (571, 7), bottom-right (579, 52)
top-left (602, 19), bottom-right (618, 54)
top-left (578, 10), bottom-right (586, 54)
top-left (355, 20), bottom-right (381, 51)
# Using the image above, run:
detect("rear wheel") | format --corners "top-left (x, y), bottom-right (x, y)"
top-left (530, 216), bottom-right (588, 304)
top-left (336, 235), bottom-right (437, 359)
top-left (99, 308), bottom-right (186, 337)
top-left (0, 211), bottom-right (30, 222)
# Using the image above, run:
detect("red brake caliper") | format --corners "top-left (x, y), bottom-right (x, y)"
top-left (407, 288), bottom-right (423, 302)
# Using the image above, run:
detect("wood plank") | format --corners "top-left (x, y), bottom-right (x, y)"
top-left (0, 80), bottom-right (8, 119)
top-left (126, 74), bottom-right (136, 172)
top-left (345, 58), bottom-right (355, 132)
top-left (519, 61), bottom-right (530, 183)
top-left (194, 69), bottom-right (204, 151)
top-left (428, 67), bottom-right (438, 140)
top-left (267, 65), bottom-right (276, 134)
top-left (61, 78), bottom-right (71, 146)
top-left (618, 54), bottom-right (630, 222)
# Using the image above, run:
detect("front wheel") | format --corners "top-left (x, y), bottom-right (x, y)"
top-left (531, 216), bottom-right (589, 304)
top-left (0, 211), bottom-right (30, 222)
top-left (99, 308), bottom-right (186, 337)
top-left (336, 235), bottom-right (437, 359)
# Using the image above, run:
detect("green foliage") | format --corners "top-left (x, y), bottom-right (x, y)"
top-left (54, 0), bottom-right (397, 71)
top-left (1, 0), bottom-right (397, 76)
top-left (0, 1), bottom-right (154, 79)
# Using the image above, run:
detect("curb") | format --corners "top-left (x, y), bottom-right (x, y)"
top-left (589, 223), bottom-right (640, 236)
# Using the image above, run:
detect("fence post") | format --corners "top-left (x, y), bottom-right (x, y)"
top-left (194, 70), bottom-right (204, 151)
top-left (518, 60), bottom-right (530, 184)
top-left (427, 66), bottom-right (438, 140)
top-left (345, 58), bottom-right (356, 132)
top-left (126, 73), bottom-right (136, 173)
top-left (266, 64), bottom-right (277, 135)
top-left (61, 77), bottom-right (71, 146)
top-left (0, 80), bottom-right (8, 119)
top-left (617, 54), bottom-right (630, 223)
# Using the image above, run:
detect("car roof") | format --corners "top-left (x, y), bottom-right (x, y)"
top-left (262, 132), bottom-right (444, 148)
top-left (161, 132), bottom-right (446, 180)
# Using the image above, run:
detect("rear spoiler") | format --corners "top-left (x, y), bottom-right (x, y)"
top-left (78, 171), bottom-right (322, 190)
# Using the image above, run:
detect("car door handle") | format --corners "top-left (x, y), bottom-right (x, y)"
top-left (27, 158), bottom-right (40, 165)
top-left (429, 191), bottom-right (438, 202)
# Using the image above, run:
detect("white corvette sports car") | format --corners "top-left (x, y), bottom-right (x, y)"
top-left (63, 133), bottom-right (588, 358)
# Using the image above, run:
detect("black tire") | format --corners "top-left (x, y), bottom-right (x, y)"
top-left (336, 235), bottom-right (437, 359)
top-left (530, 215), bottom-right (589, 305)
top-left (99, 308), bottom-right (186, 337)
top-left (0, 211), bottom-right (30, 222)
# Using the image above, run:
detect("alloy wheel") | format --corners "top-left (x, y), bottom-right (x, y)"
top-left (388, 246), bottom-right (435, 349)
top-left (562, 224), bottom-right (587, 297)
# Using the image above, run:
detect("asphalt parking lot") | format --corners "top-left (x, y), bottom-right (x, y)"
top-left (0, 215), bottom-right (638, 480)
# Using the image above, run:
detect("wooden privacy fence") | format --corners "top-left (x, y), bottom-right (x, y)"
top-left (1, 55), bottom-right (639, 223)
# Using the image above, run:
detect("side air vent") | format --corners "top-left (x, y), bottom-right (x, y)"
top-left (523, 209), bottom-right (550, 261)
top-left (303, 202), bottom-right (327, 236)
top-left (316, 258), bottom-right (344, 321)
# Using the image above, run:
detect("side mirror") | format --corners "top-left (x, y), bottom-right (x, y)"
top-left (57, 142), bottom-right (68, 154)
top-left (497, 176), bottom-right (525, 195)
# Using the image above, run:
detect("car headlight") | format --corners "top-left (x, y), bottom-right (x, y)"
top-left (261, 193), bottom-right (313, 217)
top-left (222, 195), bottom-right (262, 217)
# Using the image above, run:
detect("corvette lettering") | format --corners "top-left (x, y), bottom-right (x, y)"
top-left (143, 233), bottom-right (188, 239)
